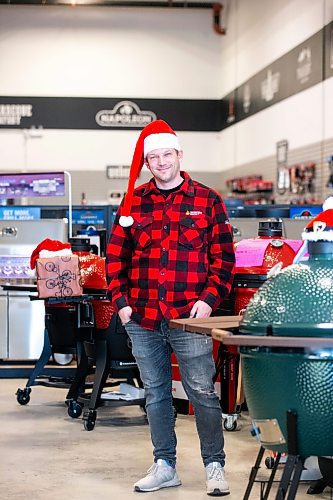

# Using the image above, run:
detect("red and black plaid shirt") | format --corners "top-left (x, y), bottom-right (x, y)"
top-left (106, 172), bottom-right (235, 331)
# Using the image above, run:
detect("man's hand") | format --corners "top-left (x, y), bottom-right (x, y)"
top-left (118, 306), bottom-right (133, 325)
top-left (189, 300), bottom-right (212, 319)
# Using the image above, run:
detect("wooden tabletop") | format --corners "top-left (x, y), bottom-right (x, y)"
top-left (169, 316), bottom-right (242, 335)
top-left (169, 317), bottom-right (333, 348)
top-left (211, 329), bottom-right (333, 348)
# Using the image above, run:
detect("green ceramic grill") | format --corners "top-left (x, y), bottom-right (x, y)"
top-left (238, 239), bottom-right (333, 457)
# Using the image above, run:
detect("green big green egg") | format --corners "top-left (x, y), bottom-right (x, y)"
top-left (240, 241), bottom-right (333, 456)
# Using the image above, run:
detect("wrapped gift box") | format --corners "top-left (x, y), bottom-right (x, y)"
top-left (36, 255), bottom-right (83, 298)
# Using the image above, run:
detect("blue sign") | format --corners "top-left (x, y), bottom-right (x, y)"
top-left (289, 206), bottom-right (322, 220)
top-left (0, 207), bottom-right (41, 220)
top-left (68, 209), bottom-right (105, 225)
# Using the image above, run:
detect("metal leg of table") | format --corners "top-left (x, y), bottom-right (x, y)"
top-left (26, 328), bottom-right (52, 388)
top-left (81, 339), bottom-right (110, 430)
top-left (88, 338), bottom-right (110, 411)
top-left (65, 343), bottom-right (90, 400)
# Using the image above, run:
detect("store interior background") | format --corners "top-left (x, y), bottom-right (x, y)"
top-left (1, 0), bottom-right (333, 207)
top-left (0, 4), bottom-right (333, 499)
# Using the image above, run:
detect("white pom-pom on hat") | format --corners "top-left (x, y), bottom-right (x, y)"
top-left (323, 196), bottom-right (333, 211)
top-left (119, 215), bottom-right (134, 228)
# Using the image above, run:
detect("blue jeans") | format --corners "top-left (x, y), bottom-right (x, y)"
top-left (124, 318), bottom-right (225, 468)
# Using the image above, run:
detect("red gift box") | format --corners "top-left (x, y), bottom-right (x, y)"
top-left (36, 255), bottom-right (83, 298)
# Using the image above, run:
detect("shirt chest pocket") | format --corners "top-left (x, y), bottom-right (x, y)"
top-left (131, 216), bottom-right (153, 249)
top-left (178, 217), bottom-right (209, 249)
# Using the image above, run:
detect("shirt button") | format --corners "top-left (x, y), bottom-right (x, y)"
top-left (163, 225), bottom-right (167, 230)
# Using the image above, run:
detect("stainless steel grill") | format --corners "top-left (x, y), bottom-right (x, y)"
top-left (0, 219), bottom-right (67, 360)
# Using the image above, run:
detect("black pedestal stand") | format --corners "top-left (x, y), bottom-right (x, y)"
top-left (275, 411), bottom-right (305, 500)
top-left (75, 338), bottom-right (145, 431)
top-left (243, 446), bottom-right (281, 500)
top-left (243, 410), bottom-right (306, 500)
top-left (15, 295), bottom-right (96, 406)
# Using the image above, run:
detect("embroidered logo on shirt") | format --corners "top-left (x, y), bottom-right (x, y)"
top-left (185, 210), bottom-right (203, 216)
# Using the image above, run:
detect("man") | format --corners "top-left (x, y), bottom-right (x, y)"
top-left (107, 119), bottom-right (235, 496)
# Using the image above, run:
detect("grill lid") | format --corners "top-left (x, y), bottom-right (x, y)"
top-left (240, 239), bottom-right (333, 337)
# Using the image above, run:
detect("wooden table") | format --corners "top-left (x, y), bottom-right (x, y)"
top-left (218, 332), bottom-right (333, 348)
top-left (169, 316), bottom-right (333, 414)
top-left (169, 315), bottom-right (242, 335)
top-left (170, 316), bottom-right (333, 348)
top-left (170, 316), bottom-right (244, 408)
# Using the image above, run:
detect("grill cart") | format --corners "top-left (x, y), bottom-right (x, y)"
top-left (15, 293), bottom-right (95, 405)
top-left (67, 311), bottom-right (146, 432)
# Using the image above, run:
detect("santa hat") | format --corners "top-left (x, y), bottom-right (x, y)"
top-left (293, 197), bottom-right (333, 263)
top-left (119, 119), bottom-right (181, 227)
top-left (302, 197), bottom-right (333, 241)
top-left (30, 238), bottom-right (71, 269)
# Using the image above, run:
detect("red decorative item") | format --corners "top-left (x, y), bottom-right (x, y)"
top-left (30, 238), bottom-right (71, 270)
top-left (234, 220), bottom-right (303, 314)
top-left (119, 119), bottom-right (181, 227)
top-left (91, 300), bottom-right (114, 329)
top-left (75, 252), bottom-right (108, 290)
top-left (73, 252), bottom-right (112, 329)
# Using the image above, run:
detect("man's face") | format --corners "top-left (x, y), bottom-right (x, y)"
top-left (145, 148), bottom-right (183, 187)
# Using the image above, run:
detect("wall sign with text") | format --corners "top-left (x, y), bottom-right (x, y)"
top-left (0, 21), bottom-right (332, 133)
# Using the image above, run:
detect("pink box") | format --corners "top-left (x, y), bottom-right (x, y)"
top-left (36, 255), bottom-right (83, 298)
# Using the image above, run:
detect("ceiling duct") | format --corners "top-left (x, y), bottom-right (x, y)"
top-left (0, 1), bottom-right (226, 35)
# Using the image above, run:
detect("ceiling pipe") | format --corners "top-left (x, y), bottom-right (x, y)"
top-left (1, 1), bottom-right (226, 35)
top-left (213, 3), bottom-right (225, 35)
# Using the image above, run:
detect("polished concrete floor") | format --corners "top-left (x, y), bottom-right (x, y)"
top-left (0, 378), bottom-right (331, 500)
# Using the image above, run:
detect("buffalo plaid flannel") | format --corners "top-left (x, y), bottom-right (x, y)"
top-left (106, 172), bottom-right (235, 331)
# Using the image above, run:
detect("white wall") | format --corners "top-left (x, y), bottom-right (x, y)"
top-left (219, 0), bottom-right (326, 96)
top-left (221, 83), bottom-right (325, 170)
top-left (0, 129), bottom-right (223, 173)
top-left (219, 0), bottom-right (333, 173)
top-left (0, 6), bottom-right (222, 99)
top-left (0, 1), bottom-right (333, 181)
top-left (0, 5), bottom-right (222, 173)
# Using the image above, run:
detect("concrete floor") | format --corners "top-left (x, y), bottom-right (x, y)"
top-left (0, 378), bottom-right (331, 500)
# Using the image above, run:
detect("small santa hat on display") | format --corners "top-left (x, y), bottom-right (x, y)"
top-left (293, 197), bottom-right (333, 263)
top-left (30, 238), bottom-right (71, 270)
top-left (119, 119), bottom-right (181, 228)
top-left (302, 196), bottom-right (333, 241)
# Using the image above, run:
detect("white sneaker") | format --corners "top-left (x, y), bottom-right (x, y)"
top-left (206, 462), bottom-right (230, 496)
top-left (134, 459), bottom-right (181, 492)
